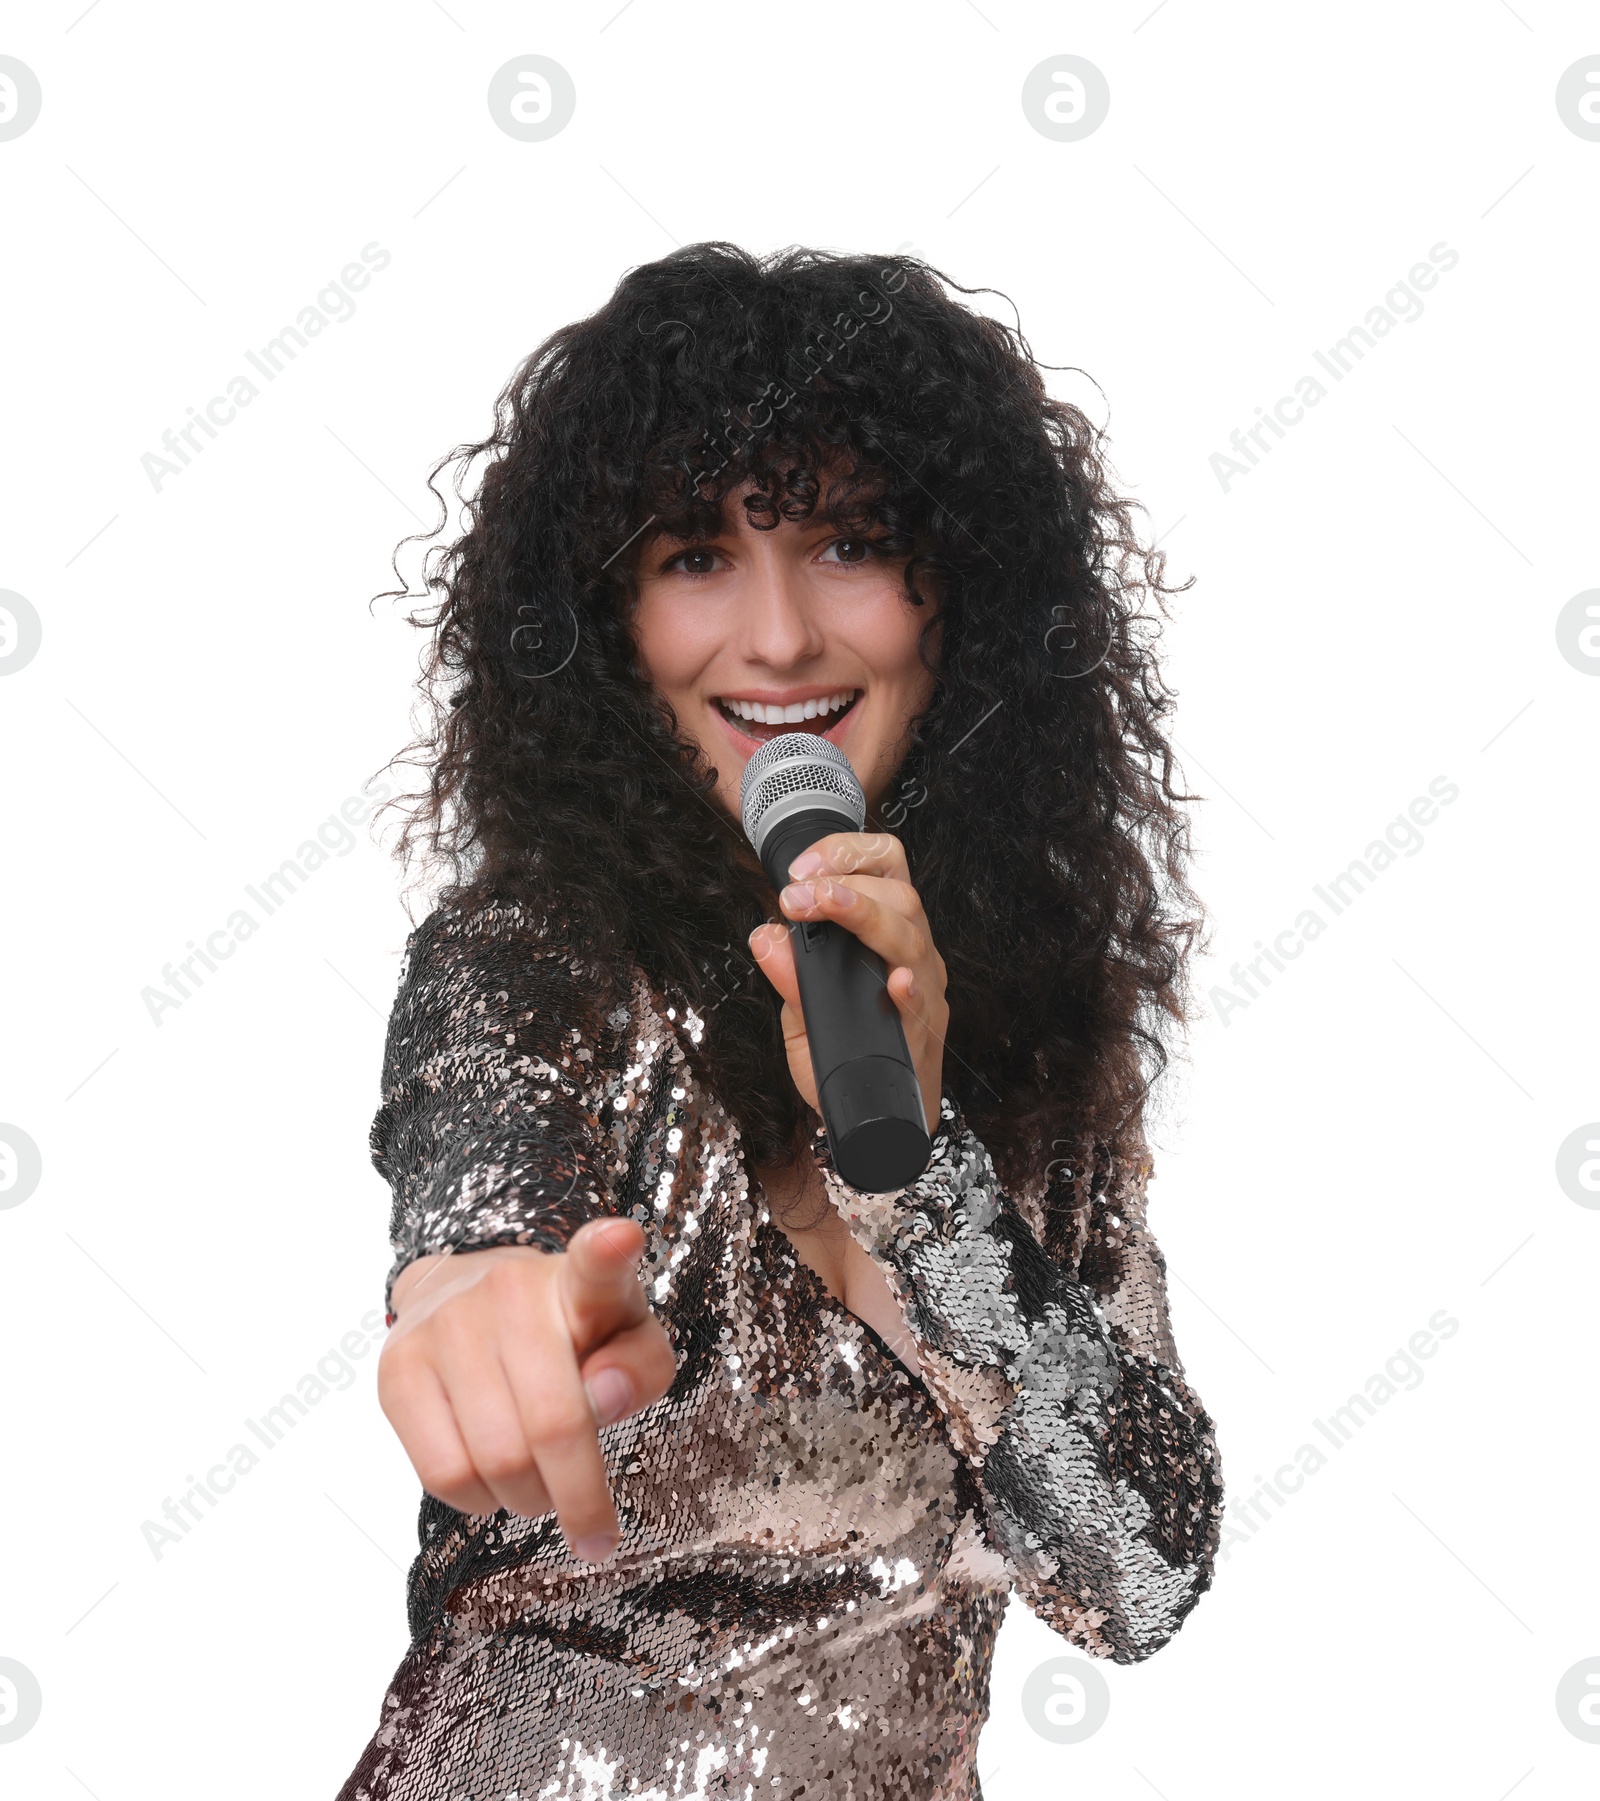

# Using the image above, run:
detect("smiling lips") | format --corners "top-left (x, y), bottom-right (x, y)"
top-left (713, 687), bottom-right (862, 746)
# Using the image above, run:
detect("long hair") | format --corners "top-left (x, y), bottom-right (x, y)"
top-left (374, 242), bottom-right (1207, 1198)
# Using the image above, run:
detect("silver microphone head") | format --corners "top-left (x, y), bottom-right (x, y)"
top-left (739, 731), bottom-right (865, 856)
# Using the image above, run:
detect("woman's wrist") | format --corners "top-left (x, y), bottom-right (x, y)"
top-left (388, 1243), bottom-right (553, 1325)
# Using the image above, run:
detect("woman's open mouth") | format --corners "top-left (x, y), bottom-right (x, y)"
top-left (712, 688), bottom-right (862, 748)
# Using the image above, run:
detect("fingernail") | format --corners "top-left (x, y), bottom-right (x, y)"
top-left (585, 1367), bottom-right (634, 1427)
top-left (781, 882), bottom-right (815, 912)
top-left (824, 879), bottom-right (857, 908)
top-left (570, 1529), bottom-right (620, 1564)
top-left (905, 972), bottom-right (919, 997)
top-left (788, 849), bottom-right (823, 880)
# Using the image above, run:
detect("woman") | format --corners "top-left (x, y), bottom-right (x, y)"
top-left (337, 243), bottom-right (1224, 1800)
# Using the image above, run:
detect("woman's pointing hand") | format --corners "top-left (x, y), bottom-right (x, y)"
top-left (378, 1217), bottom-right (677, 1563)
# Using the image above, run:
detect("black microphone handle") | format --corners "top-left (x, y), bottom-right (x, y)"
top-left (760, 807), bottom-right (933, 1192)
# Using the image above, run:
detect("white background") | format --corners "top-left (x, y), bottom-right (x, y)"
top-left (2, 2), bottom-right (1596, 1796)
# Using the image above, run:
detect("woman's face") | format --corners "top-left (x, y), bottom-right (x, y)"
top-left (629, 478), bottom-right (941, 826)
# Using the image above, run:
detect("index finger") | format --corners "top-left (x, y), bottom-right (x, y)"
top-left (561, 1216), bottom-right (650, 1353)
top-left (784, 830), bottom-right (907, 884)
top-left (501, 1313), bottom-right (624, 1562)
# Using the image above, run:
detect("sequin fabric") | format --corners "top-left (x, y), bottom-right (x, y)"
top-left (336, 897), bottom-right (1223, 1800)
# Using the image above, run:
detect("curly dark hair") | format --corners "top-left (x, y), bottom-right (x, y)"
top-left (374, 241), bottom-right (1207, 1200)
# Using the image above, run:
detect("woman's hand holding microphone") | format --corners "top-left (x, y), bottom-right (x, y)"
top-left (748, 828), bottom-right (949, 1134)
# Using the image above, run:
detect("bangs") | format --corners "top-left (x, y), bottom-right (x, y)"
top-left (628, 421), bottom-right (907, 572)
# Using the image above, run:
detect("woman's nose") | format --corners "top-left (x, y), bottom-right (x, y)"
top-left (737, 558), bottom-right (826, 666)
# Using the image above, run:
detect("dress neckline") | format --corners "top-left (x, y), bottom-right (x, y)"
top-left (753, 1197), bottom-right (931, 1393)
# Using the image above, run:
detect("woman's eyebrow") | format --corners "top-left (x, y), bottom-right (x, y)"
top-left (642, 505), bottom-right (738, 548)
top-left (640, 526), bottom-right (721, 562)
top-left (819, 507), bottom-right (895, 543)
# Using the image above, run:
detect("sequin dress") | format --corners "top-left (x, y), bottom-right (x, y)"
top-left (335, 897), bottom-right (1224, 1801)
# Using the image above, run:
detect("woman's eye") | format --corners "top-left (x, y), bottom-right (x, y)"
top-left (664, 547), bottom-right (723, 577)
top-left (820, 538), bottom-right (876, 566)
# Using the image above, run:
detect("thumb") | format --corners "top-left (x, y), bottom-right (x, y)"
top-left (560, 1214), bottom-right (649, 1351)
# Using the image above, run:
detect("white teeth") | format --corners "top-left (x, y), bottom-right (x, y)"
top-left (718, 689), bottom-right (858, 727)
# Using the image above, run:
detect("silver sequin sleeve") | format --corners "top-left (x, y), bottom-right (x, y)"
top-left (809, 1095), bottom-right (1224, 1665)
top-left (371, 899), bottom-right (644, 1319)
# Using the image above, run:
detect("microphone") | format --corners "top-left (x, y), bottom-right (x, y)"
top-left (740, 732), bottom-right (933, 1193)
